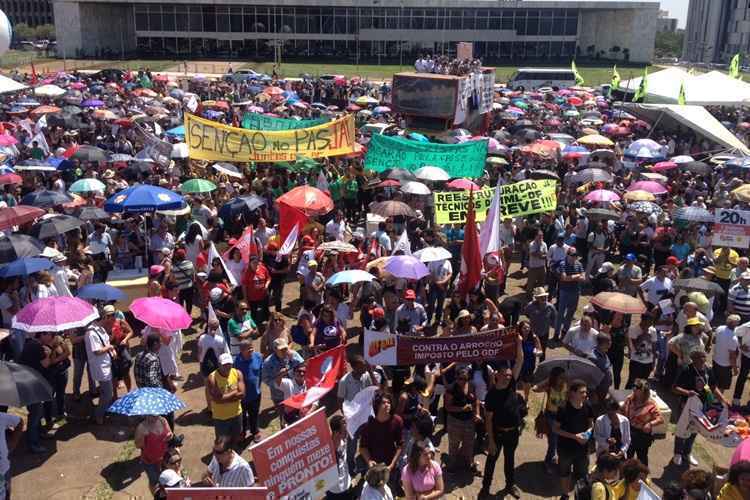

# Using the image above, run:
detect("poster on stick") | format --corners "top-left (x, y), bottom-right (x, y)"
top-left (365, 328), bottom-right (517, 366)
top-left (250, 408), bottom-right (338, 500)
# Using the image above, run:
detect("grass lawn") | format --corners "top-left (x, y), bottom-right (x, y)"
top-left (0, 50), bottom-right (55, 69)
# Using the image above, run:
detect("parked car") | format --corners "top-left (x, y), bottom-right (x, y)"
top-left (224, 69), bottom-right (266, 83)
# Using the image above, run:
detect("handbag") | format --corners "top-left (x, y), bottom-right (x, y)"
top-left (534, 394), bottom-right (550, 436)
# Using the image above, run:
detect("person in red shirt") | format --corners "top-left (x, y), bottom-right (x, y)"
top-left (242, 255), bottom-right (270, 326)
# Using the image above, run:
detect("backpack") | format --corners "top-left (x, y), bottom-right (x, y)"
top-left (573, 478), bottom-right (611, 500)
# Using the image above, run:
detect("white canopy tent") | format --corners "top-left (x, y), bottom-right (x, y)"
top-left (618, 68), bottom-right (750, 106)
top-left (0, 74), bottom-right (27, 94)
top-left (622, 103), bottom-right (750, 155)
top-left (617, 67), bottom-right (690, 99)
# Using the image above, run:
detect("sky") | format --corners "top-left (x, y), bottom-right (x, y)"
top-left (555, 0), bottom-right (688, 28)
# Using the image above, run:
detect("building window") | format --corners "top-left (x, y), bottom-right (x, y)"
top-left (162, 6), bottom-right (175, 32)
top-left (216, 6), bottom-right (230, 33)
top-left (231, 7), bottom-right (243, 32)
top-left (189, 6), bottom-right (202, 31)
top-left (148, 5), bottom-right (162, 31)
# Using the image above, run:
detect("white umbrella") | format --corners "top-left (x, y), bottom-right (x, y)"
top-left (212, 162), bottom-right (244, 179)
top-left (171, 143), bottom-right (189, 159)
top-left (400, 181), bottom-right (431, 195)
top-left (34, 84), bottom-right (66, 97)
top-left (413, 246), bottom-right (452, 263)
top-left (671, 155), bottom-right (694, 164)
top-left (414, 166), bottom-right (450, 181)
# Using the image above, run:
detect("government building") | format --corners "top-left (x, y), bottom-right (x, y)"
top-left (52, 0), bottom-right (658, 63)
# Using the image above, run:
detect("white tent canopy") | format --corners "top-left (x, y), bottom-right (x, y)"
top-left (0, 74), bottom-right (27, 94)
top-left (617, 67), bottom-right (690, 98)
top-left (618, 68), bottom-right (750, 106)
top-left (622, 103), bottom-right (750, 155)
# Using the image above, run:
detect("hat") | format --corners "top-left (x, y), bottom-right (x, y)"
top-left (686, 317), bottom-right (702, 326)
top-left (666, 256), bottom-right (680, 266)
top-left (218, 353), bottom-right (233, 365)
top-left (158, 469), bottom-right (182, 487)
top-left (370, 306), bottom-right (385, 319)
top-left (161, 247), bottom-right (172, 255)
top-left (51, 253), bottom-right (67, 263)
top-left (625, 253), bottom-right (637, 262)
top-left (174, 248), bottom-right (186, 260)
top-left (457, 309), bottom-right (471, 320)
top-left (703, 266), bottom-right (716, 275)
top-left (102, 305), bottom-right (116, 316)
top-left (727, 314), bottom-right (742, 323)
top-left (404, 289), bottom-right (416, 300)
top-left (209, 287), bottom-right (224, 303)
top-left (102, 169), bottom-right (115, 179)
top-left (533, 287), bottom-right (548, 298)
top-left (308, 259), bottom-right (318, 267)
top-left (741, 271), bottom-right (750, 280)
top-left (158, 178), bottom-right (169, 186)
top-left (149, 265), bottom-right (165, 276)
top-left (196, 272), bottom-right (208, 279)
top-left (598, 262), bottom-right (615, 274)
top-left (272, 338), bottom-right (289, 350)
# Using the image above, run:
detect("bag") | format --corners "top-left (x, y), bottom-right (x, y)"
top-left (573, 478), bottom-right (610, 500)
top-left (200, 348), bottom-right (219, 377)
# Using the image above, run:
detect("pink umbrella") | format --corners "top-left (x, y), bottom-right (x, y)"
top-left (69, 82), bottom-right (86, 90)
top-left (0, 135), bottom-right (18, 147)
top-left (447, 179), bottom-right (480, 191)
top-left (247, 106), bottom-right (264, 113)
top-left (584, 189), bottom-right (621, 202)
top-left (732, 437), bottom-right (750, 466)
top-left (651, 161), bottom-right (678, 172)
top-left (130, 297), bottom-right (192, 330)
top-left (13, 296), bottom-right (99, 333)
top-left (627, 181), bottom-right (668, 195)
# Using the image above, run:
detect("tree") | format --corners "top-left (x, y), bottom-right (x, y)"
top-left (655, 30), bottom-right (684, 58)
top-left (14, 23), bottom-right (35, 41)
top-left (35, 24), bottom-right (56, 41)
top-left (623, 48), bottom-right (630, 62)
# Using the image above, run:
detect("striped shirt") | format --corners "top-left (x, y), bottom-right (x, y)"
top-left (729, 284), bottom-right (750, 318)
top-left (208, 452), bottom-right (255, 487)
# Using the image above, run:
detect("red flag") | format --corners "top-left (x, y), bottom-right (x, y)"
top-left (30, 63), bottom-right (38, 85)
top-left (459, 190), bottom-right (482, 295)
top-left (278, 202), bottom-right (309, 244)
top-left (282, 345), bottom-right (346, 409)
top-left (222, 225), bottom-right (257, 263)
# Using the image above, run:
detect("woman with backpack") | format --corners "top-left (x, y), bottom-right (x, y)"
top-left (583, 453), bottom-right (620, 500)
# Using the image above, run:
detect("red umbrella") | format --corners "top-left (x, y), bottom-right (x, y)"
top-left (277, 186), bottom-right (334, 216)
top-left (0, 205), bottom-right (45, 230)
top-left (114, 118), bottom-right (133, 127)
top-left (376, 179), bottom-right (400, 188)
top-left (447, 178), bottom-right (480, 190)
top-left (739, 122), bottom-right (750, 130)
top-left (0, 173), bottom-right (22, 186)
top-left (568, 96), bottom-right (583, 106)
top-left (264, 86), bottom-right (284, 97)
top-left (0, 135), bottom-right (18, 147)
top-left (652, 161), bottom-right (678, 172)
top-left (544, 118), bottom-right (561, 127)
top-left (346, 103), bottom-right (361, 112)
top-left (62, 145), bottom-right (79, 159)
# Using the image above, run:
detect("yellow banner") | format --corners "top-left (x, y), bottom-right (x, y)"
top-left (184, 113), bottom-right (355, 162)
top-left (433, 179), bottom-right (558, 224)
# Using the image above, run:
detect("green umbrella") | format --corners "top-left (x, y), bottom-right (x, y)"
top-left (295, 155), bottom-right (320, 171)
top-left (69, 178), bottom-right (106, 193)
top-left (181, 178), bottom-right (216, 193)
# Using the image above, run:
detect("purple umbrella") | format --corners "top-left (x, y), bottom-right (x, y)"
top-left (384, 255), bottom-right (429, 280)
top-left (584, 189), bottom-right (620, 202)
top-left (81, 99), bottom-right (105, 108)
top-left (12, 296), bottom-right (99, 333)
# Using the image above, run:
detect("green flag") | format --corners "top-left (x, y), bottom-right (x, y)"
top-left (611, 65), bottom-right (621, 92)
top-left (730, 53), bottom-right (741, 79)
top-left (571, 61), bottom-right (585, 86)
top-left (633, 67), bottom-right (648, 103)
top-left (678, 81), bottom-right (687, 105)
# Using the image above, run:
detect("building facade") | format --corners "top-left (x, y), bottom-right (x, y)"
top-left (657, 10), bottom-right (677, 33)
top-left (683, 0), bottom-right (750, 63)
top-left (52, 0), bottom-right (658, 63)
top-left (0, 0), bottom-right (53, 27)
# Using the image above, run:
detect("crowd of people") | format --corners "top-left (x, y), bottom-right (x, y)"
top-left (414, 54), bottom-right (484, 76)
top-left (0, 61), bottom-right (749, 500)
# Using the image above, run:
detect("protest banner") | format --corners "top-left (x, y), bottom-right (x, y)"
top-left (364, 328), bottom-right (517, 366)
top-left (167, 487), bottom-right (268, 500)
top-left (185, 113), bottom-right (355, 162)
top-left (241, 112), bottom-right (328, 131)
top-left (433, 179), bottom-right (558, 224)
top-left (251, 408), bottom-right (338, 500)
top-left (134, 122), bottom-right (172, 167)
top-left (713, 208), bottom-right (750, 248)
top-left (364, 133), bottom-right (487, 179)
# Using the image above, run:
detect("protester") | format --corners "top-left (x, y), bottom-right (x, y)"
top-left (203, 436), bottom-right (255, 487)
top-left (84, 315), bottom-right (116, 426)
top-left (359, 392), bottom-right (404, 491)
top-left (0, 411), bottom-right (24, 499)
top-left (621, 379), bottom-right (663, 467)
top-left (134, 414), bottom-right (173, 489)
top-left (206, 353), bottom-right (245, 443)
top-left (443, 366), bottom-right (480, 474)
top-left (401, 440), bottom-right (444, 500)
top-left (718, 460), bottom-right (750, 500)
top-left (233, 339), bottom-right (263, 443)
top-left (361, 463), bottom-right (395, 500)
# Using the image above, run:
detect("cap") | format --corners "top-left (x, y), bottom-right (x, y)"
top-left (102, 305), bottom-right (116, 316)
top-left (51, 253), bottom-right (67, 263)
top-left (457, 309), bottom-right (471, 320)
top-left (370, 306), bottom-right (385, 319)
top-left (158, 469), bottom-right (183, 487)
top-left (196, 272), bottom-right (208, 279)
top-left (218, 353), bottom-right (233, 365)
top-left (625, 253), bottom-right (637, 262)
top-left (174, 248), bottom-right (186, 260)
top-left (272, 338), bottom-right (289, 350)
top-left (686, 317), bottom-right (702, 326)
top-left (308, 259), bottom-right (318, 267)
top-left (727, 314), bottom-right (742, 323)
top-left (533, 287), bottom-right (549, 298)
top-left (404, 289), bottom-right (416, 300)
top-left (741, 271), bottom-right (750, 280)
top-left (666, 256), bottom-right (680, 265)
top-left (149, 265), bottom-right (165, 276)
top-left (209, 287), bottom-right (223, 302)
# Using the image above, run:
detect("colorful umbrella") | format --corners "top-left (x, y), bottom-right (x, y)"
top-left (130, 297), bottom-right (192, 330)
top-left (577, 134), bottom-right (614, 147)
top-left (69, 178), bottom-right (106, 193)
top-left (108, 387), bottom-right (186, 416)
top-left (0, 257), bottom-right (53, 278)
top-left (651, 161), bottom-right (678, 172)
top-left (584, 189), bottom-right (620, 203)
top-left (181, 178), bottom-right (217, 194)
top-left (591, 292), bottom-right (646, 314)
top-left (626, 181), bottom-right (668, 195)
top-left (277, 186), bottom-right (333, 216)
top-left (13, 296), bottom-right (99, 333)
top-left (672, 206), bottom-right (715, 223)
top-left (0, 206), bottom-right (44, 230)
top-left (414, 166), bottom-right (450, 182)
top-left (326, 270), bottom-right (375, 286)
top-left (384, 255), bottom-right (429, 280)
top-left (77, 283), bottom-right (127, 302)
top-left (354, 96), bottom-right (379, 106)
top-left (622, 190), bottom-right (656, 202)
top-left (447, 179), bottom-right (480, 191)
top-left (104, 185), bottom-right (185, 213)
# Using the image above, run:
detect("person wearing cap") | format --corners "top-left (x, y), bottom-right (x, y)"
top-left (638, 265), bottom-right (674, 309)
top-left (395, 289), bottom-right (427, 336)
top-left (302, 259), bottom-right (325, 306)
top-left (153, 449), bottom-right (190, 499)
top-left (206, 352), bottom-right (245, 444)
top-left (616, 253), bottom-right (643, 297)
top-left (686, 247), bottom-right (713, 279)
top-left (84, 311), bottom-right (117, 425)
top-left (100, 304), bottom-right (135, 399)
top-left (261, 337), bottom-right (304, 424)
top-left (233, 339), bottom-right (263, 443)
top-left (274, 363), bottom-right (315, 424)
top-left (524, 287), bottom-right (557, 360)
top-left (669, 315), bottom-right (709, 373)
top-left (50, 252), bottom-right (76, 298)
top-left (553, 247), bottom-right (584, 341)
top-left (242, 255), bottom-right (270, 326)
top-left (728, 272), bottom-right (750, 324)
top-left (591, 261), bottom-right (616, 295)
top-left (712, 314), bottom-right (740, 399)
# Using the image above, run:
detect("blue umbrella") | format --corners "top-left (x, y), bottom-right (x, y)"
top-left (47, 157), bottom-right (74, 171)
top-left (165, 125), bottom-right (184, 138)
top-left (104, 185), bottom-right (185, 213)
top-left (20, 190), bottom-right (74, 208)
top-left (0, 165), bottom-right (14, 175)
top-left (107, 387), bottom-right (186, 416)
top-left (326, 269), bottom-right (375, 286)
top-left (408, 132), bottom-right (429, 143)
top-left (0, 257), bottom-right (52, 278)
top-left (77, 283), bottom-right (127, 302)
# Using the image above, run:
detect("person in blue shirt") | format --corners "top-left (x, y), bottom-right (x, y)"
top-left (261, 337), bottom-right (304, 426)
top-left (554, 247), bottom-right (585, 341)
top-left (234, 339), bottom-right (263, 443)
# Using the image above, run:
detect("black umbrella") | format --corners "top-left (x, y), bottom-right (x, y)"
top-left (572, 168), bottom-right (614, 184)
top-left (20, 190), bottom-right (74, 208)
top-left (586, 208), bottom-right (620, 220)
top-left (532, 356), bottom-right (604, 388)
top-left (218, 195), bottom-right (266, 222)
top-left (76, 207), bottom-right (109, 221)
top-left (384, 168), bottom-right (417, 181)
top-left (0, 234), bottom-right (45, 263)
top-left (529, 169), bottom-right (560, 180)
top-left (674, 278), bottom-right (725, 296)
top-left (30, 215), bottom-right (84, 240)
top-left (684, 161), bottom-right (712, 176)
top-left (0, 362), bottom-right (54, 406)
top-left (513, 128), bottom-right (542, 141)
top-left (62, 105), bottom-right (82, 115)
top-left (46, 112), bottom-right (80, 129)
top-left (514, 119), bottom-right (535, 129)
top-left (70, 145), bottom-right (109, 163)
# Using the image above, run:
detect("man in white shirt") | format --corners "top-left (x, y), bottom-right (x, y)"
top-left (204, 436), bottom-right (255, 488)
top-left (626, 316), bottom-right (658, 388)
top-left (527, 230), bottom-right (547, 293)
top-left (547, 233), bottom-right (569, 298)
top-left (0, 412), bottom-right (23, 499)
top-left (50, 253), bottom-right (77, 297)
top-left (639, 266), bottom-right (673, 307)
top-left (85, 317), bottom-right (116, 424)
top-left (426, 258), bottom-right (452, 325)
top-left (712, 315), bottom-right (740, 401)
top-left (562, 315), bottom-right (599, 358)
top-left (325, 210), bottom-right (349, 242)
